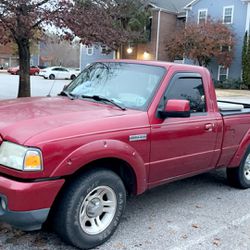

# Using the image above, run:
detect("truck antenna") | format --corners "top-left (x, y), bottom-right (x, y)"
top-left (47, 80), bottom-right (56, 97)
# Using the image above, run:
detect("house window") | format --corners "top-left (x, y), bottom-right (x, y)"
top-left (100, 45), bottom-right (110, 54)
top-left (146, 16), bottom-right (153, 41)
top-left (220, 45), bottom-right (231, 52)
top-left (86, 46), bottom-right (94, 56)
top-left (198, 9), bottom-right (208, 24)
top-left (218, 66), bottom-right (229, 81)
top-left (223, 6), bottom-right (234, 24)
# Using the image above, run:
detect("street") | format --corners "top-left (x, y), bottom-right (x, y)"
top-left (0, 169), bottom-right (250, 250)
top-left (0, 74), bottom-right (250, 250)
top-left (0, 73), bottom-right (70, 99)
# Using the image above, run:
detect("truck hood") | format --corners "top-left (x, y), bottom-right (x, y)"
top-left (0, 97), bottom-right (142, 145)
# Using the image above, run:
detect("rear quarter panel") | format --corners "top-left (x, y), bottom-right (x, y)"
top-left (217, 114), bottom-right (250, 167)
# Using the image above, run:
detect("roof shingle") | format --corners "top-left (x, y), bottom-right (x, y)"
top-left (150, 0), bottom-right (191, 13)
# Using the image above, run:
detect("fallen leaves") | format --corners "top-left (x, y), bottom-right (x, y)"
top-left (213, 238), bottom-right (221, 246)
top-left (192, 224), bottom-right (200, 229)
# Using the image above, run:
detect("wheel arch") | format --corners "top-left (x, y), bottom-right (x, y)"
top-left (65, 158), bottom-right (137, 195)
top-left (50, 139), bottom-right (148, 195)
top-left (228, 129), bottom-right (250, 168)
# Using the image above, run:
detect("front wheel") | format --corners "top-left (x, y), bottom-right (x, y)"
top-left (227, 147), bottom-right (250, 189)
top-left (53, 169), bottom-right (126, 249)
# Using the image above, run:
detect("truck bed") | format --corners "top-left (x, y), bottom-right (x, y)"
top-left (218, 100), bottom-right (250, 116)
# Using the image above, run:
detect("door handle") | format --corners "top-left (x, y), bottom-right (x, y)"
top-left (205, 123), bottom-right (214, 132)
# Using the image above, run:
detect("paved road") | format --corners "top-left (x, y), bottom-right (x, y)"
top-left (0, 74), bottom-right (250, 249)
top-left (0, 73), bottom-right (70, 99)
top-left (0, 169), bottom-right (250, 250)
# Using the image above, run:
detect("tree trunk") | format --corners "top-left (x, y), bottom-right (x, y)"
top-left (17, 38), bottom-right (31, 97)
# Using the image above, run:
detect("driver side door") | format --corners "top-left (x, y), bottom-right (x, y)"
top-left (149, 73), bottom-right (220, 184)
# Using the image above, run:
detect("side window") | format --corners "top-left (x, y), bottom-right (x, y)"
top-left (61, 68), bottom-right (69, 72)
top-left (165, 77), bottom-right (206, 113)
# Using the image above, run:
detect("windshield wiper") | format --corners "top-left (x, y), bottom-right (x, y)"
top-left (81, 95), bottom-right (126, 111)
top-left (59, 91), bottom-right (76, 100)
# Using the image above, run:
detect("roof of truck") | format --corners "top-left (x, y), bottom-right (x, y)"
top-left (97, 59), bottom-right (206, 71)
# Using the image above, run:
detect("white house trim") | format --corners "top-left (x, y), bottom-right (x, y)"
top-left (184, 0), bottom-right (200, 9)
top-left (223, 5), bottom-right (234, 24)
top-left (155, 9), bottom-right (161, 60)
top-left (246, 2), bottom-right (250, 32)
top-left (218, 66), bottom-right (229, 81)
top-left (86, 46), bottom-right (94, 56)
top-left (80, 43), bottom-right (83, 71)
top-left (198, 9), bottom-right (208, 23)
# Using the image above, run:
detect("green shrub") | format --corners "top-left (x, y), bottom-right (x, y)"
top-left (213, 78), bottom-right (243, 89)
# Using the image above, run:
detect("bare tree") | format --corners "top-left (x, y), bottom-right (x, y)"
top-left (41, 35), bottom-right (80, 67)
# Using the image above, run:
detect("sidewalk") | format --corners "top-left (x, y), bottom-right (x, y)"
top-left (216, 89), bottom-right (250, 97)
top-left (216, 89), bottom-right (250, 104)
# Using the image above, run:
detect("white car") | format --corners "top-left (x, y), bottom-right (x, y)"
top-left (39, 67), bottom-right (80, 80)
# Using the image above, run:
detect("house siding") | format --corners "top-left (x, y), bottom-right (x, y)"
top-left (80, 45), bottom-right (115, 70)
top-left (187, 0), bottom-right (248, 81)
top-left (121, 9), bottom-right (185, 61)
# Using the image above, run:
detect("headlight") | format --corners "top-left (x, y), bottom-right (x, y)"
top-left (0, 142), bottom-right (43, 171)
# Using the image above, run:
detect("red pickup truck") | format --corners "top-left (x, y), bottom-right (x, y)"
top-left (0, 60), bottom-right (250, 249)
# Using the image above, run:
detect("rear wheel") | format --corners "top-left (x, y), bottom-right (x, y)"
top-left (49, 74), bottom-right (55, 80)
top-left (227, 147), bottom-right (250, 189)
top-left (53, 169), bottom-right (126, 249)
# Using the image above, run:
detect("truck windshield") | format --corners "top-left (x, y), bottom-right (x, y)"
top-left (65, 62), bottom-right (166, 111)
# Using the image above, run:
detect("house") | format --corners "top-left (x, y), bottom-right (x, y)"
top-left (80, 44), bottom-right (115, 70)
top-left (0, 44), bottom-right (19, 69)
top-left (0, 43), bottom-right (40, 69)
top-left (120, 0), bottom-right (191, 61)
top-left (185, 0), bottom-right (250, 81)
top-left (79, 0), bottom-right (191, 70)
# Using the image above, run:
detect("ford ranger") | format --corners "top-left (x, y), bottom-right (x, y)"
top-left (0, 60), bottom-right (250, 249)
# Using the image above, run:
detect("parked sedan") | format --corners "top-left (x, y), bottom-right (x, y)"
top-left (7, 66), bottom-right (40, 75)
top-left (39, 67), bottom-right (80, 80)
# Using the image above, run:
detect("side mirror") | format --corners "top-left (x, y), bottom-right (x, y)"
top-left (159, 99), bottom-right (191, 119)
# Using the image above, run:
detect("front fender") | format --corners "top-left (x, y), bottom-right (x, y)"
top-left (228, 129), bottom-right (250, 168)
top-left (50, 139), bottom-right (147, 194)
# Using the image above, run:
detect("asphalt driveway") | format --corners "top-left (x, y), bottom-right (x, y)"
top-left (0, 169), bottom-right (250, 250)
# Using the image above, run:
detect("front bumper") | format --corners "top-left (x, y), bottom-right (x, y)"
top-left (0, 204), bottom-right (49, 231)
top-left (0, 175), bottom-right (64, 231)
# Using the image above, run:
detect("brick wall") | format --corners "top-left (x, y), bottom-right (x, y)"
top-left (121, 9), bottom-right (182, 62)
top-left (157, 11), bottom-right (178, 61)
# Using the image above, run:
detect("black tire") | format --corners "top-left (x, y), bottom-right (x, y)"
top-left (53, 169), bottom-right (126, 249)
top-left (49, 74), bottom-right (55, 80)
top-left (70, 75), bottom-right (76, 80)
top-left (227, 147), bottom-right (250, 189)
